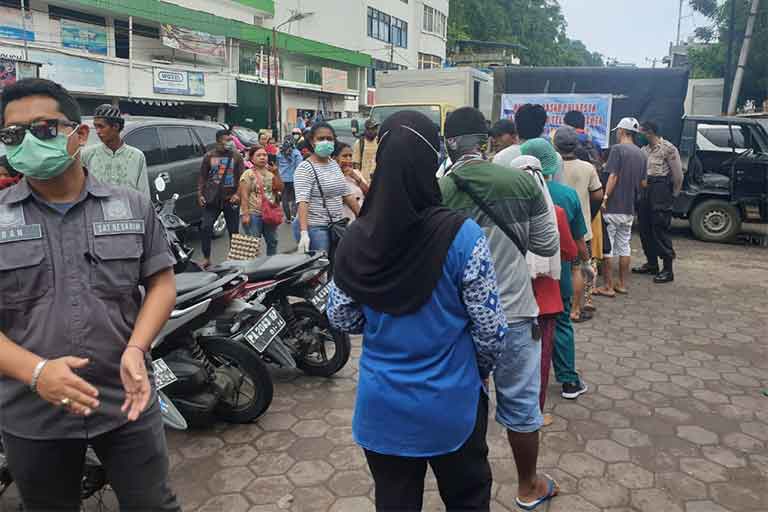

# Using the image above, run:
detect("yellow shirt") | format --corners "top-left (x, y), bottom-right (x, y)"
top-left (352, 137), bottom-right (379, 183)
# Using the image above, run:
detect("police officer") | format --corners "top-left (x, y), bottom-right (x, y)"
top-left (634, 121), bottom-right (684, 283)
top-left (0, 79), bottom-right (180, 510)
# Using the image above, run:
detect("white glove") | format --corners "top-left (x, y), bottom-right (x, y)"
top-left (297, 231), bottom-right (311, 253)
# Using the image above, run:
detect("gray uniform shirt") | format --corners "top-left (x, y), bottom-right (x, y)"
top-left (0, 175), bottom-right (175, 440)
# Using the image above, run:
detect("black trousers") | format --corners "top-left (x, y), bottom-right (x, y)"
top-left (364, 393), bottom-right (492, 512)
top-left (638, 178), bottom-right (676, 266)
top-left (3, 412), bottom-right (180, 511)
top-left (282, 182), bottom-right (296, 221)
top-left (200, 202), bottom-right (239, 258)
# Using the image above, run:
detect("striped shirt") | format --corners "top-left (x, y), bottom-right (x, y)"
top-left (294, 159), bottom-right (350, 227)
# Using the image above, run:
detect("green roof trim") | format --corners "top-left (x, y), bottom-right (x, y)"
top-left (231, 0), bottom-right (274, 15)
top-left (69, 0), bottom-right (370, 67)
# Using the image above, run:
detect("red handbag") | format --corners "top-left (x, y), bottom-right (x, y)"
top-left (259, 173), bottom-right (284, 226)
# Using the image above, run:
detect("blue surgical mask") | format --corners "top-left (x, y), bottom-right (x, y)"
top-left (314, 140), bottom-right (335, 158)
top-left (7, 126), bottom-right (80, 180)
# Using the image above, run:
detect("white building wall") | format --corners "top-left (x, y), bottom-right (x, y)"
top-left (167, 0), bottom-right (268, 24)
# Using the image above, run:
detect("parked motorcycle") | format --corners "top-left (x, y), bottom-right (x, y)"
top-left (213, 252), bottom-right (351, 377)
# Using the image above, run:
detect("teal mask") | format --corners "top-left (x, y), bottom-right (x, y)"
top-left (7, 126), bottom-right (80, 180)
top-left (314, 140), bottom-right (335, 158)
top-left (636, 133), bottom-right (649, 146)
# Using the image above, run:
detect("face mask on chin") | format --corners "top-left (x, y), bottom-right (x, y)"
top-left (7, 126), bottom-right (80, 180)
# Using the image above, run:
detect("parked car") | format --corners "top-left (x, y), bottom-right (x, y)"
top-left (85, 116), bottom-right (229, 237)
top-left (675, 115), bottom-right (768, 242)
top-left (326, 117), bottom-right (364, 147)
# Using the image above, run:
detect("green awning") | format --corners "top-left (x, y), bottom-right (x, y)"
top-left (70, 0), bottom-right (371, 67)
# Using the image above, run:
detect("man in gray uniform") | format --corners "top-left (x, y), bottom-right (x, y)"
top-left (0, 78), bottom-right (180, 510)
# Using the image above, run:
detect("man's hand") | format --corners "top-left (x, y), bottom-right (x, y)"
top-left (600, 196), bottom-right (608, 213)
top-left (120, 347), bottom-right (151, 421)
top-left (36, 357), bottom-right (100, 416)
top-left (229, 195), bottom-right (240, 205)
top-left (198, 194), bottom-right (206, 208)
top-left (241, 213), bottom-right (251, 226)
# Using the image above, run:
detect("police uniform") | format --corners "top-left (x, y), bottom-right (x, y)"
top-left (638, 139), bottom-right (683, 275)
top-left (0, 174), bottom-right (180, 510)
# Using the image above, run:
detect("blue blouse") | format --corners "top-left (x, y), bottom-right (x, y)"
top-left (277, 149), bottom-right (303, 183)
top-left (327, 220), bottom-right (507, 457)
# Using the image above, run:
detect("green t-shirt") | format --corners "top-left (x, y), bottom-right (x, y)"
top-left (547, 181), bottom-right (587, 299)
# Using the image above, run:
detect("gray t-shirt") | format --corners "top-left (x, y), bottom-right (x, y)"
top-left (605, 143), bottom-right (647, 215)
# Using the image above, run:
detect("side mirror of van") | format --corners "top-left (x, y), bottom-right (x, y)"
top-left (154, 175), bottom-right (166, 193)
top-left (351, 119), bottom-right (360, 137)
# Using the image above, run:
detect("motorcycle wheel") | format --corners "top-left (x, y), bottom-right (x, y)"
top-left (291, 302), bottom-right (351, 377)
top-left (199, 337), bottom-right (274, 423)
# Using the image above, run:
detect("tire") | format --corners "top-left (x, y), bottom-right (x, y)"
top-left (690, 199), bottom-right (742, 243)
top-left (199, 338), bottom-right (274, 423)
top-left (213, 212), bottom-right (227, 238)
top-left (290, 302), bottom-right (351, 377)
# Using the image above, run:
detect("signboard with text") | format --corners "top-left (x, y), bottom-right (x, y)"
top-left (30, 50), bottom-right (104, 93)
top-left (153, 68), bottom-right (205, 96)
top-left (161, 25), bottom-right (225, 60)
top-left (61, 19), bottom-right (107, 55)
top-left (501, 93), bottom-right (613, 148)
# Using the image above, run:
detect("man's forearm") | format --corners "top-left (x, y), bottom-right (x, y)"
top-left (0, 332), bottom-right (43, 385)
top-left (128, 269), bottom-right (176, 351)
top-left (604, 174), bottom-right (619, 199)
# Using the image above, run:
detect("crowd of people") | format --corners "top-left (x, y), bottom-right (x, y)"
top-left (0, 76), bottom-right (686, 511)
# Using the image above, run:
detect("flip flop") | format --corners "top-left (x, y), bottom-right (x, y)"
top-left (516, 474), bottom-right (559, 510)
top-left (594, 288), bottom-right (616, 298)
top-left (614, 287), bottom-right (629, 295)
top-left (571, 311), bottom-right (593, 323)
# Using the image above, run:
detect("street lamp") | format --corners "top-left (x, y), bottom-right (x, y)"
top-left (269, 11), bottom-right (315, 135)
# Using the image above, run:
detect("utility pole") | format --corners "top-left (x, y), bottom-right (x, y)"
top-left (723, 0), bottom-right (738, 113)
top-left (20, 0), bottom-right (29, 60)
top-left (390, 43), bottom-right (395, 65)
top-left (676, 0), bottom-right (684, 46)
top-left (266, 38), bottom-right (272, 130)
top-left (728, 0), bottom-right (761, 114)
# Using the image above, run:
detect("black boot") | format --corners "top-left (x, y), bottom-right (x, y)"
top-left (654, 259), bottom-right (674, 283)
top-left (633, 261), bottom-right (659, 274)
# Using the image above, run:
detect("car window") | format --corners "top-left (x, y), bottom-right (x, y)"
top-left (194, 127), bottom-right (220, 152)
top-left (161, 127), bottom-right (197, 163)
top-left (124, 127), bottom-right (163, 166)
top-left (699, 125), bottom-right (746, 150)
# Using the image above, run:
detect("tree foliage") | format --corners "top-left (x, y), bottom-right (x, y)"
top-left (688, 0), bottom-right (768, 108)
top-left (448, 0), bottom-right (604, 67)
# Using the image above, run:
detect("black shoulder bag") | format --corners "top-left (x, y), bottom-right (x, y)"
top-left (308, 162), bottom-right (349, 260)
top-left (448, 172), bottom-right (526, 256)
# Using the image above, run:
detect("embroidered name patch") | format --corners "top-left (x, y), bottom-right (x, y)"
top-left (93, 220), bottom-right (145, 236)
top-left (0, 224), bottom-right (43, 243)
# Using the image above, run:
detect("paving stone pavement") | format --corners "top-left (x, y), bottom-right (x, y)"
top-left (2, 235), bottom-right (767, 512)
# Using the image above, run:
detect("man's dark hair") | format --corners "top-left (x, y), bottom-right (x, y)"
top-left (515, 104), bottom-right (547, 140)
top-left (564, 110), bottom-right (586, 130)
top-left (216, 128), bottom-right (231, 141)
top-left (1, 78), bottom-right (81, 124)
top-left (640, 121), bottom-right (659, 135)
top-left (490, 118), bottom-right (517, 137)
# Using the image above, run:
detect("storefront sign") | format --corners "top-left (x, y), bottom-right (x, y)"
top-left (322, 67), bottom-right (348, 94)
top-left (153, 68), bottom-right (205, 96)
top-left (0, 59), bottom-right (38, 91)
top-left (61, 19), bottom-right (107, 55)
top-left (161, 25), bottom-right (226, 60)
top-left (29, 50), bottom-right (104, 93)
top-left (0, 7), bottom-right (34, 42)
top-left (501, 93), bottom-right (613, 148)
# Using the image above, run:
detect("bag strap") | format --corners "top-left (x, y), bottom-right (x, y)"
top-left (448, 172), bottom-right (527, 256)
top-left (307, 161), bottom-right (335, 224)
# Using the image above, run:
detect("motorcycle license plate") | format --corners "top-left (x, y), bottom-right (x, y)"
top-left (309, 283), bottom-right (331, 313)
top-left (244, 307), bottom-right (286, 353)
top-left (153, 359), bottom-right (178, 390)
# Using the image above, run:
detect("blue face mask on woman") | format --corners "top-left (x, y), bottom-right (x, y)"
top-left (314, 140), bottom-right (335, 158)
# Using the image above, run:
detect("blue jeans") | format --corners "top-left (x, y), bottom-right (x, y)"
top-left (241, 214), bottom-right (278, 255)
top-left (493, 319), bottom-right (544, 433)
top-left (292, 219), bottom-right (330, 252)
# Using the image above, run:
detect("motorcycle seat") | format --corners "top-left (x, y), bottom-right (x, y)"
top-left (217, 254), bottom-right (315, 281)
top-left (175, 272), bottom-right (219, 295)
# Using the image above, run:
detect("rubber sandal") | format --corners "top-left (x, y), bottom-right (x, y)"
top-left (571, 311), bottom-right (593, 323)
top-left (594, 288), bottom-right (616, 298)
top-left (583, 303), bottom-right (596, 312)
top-left (614, 287), bottom-right (628, 295)
top-left (516, 474), bottom-right (559, 510)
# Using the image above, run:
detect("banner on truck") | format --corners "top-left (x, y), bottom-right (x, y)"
top-left (501, 94), bottom-right (612, 148)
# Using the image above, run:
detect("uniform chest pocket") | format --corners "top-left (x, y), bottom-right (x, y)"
top-left (91, 235), bottom-right (143, 293)
top-left (0, 239), bottom-right (51, 307)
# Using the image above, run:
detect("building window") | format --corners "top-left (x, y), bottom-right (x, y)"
top-left (418, 53), bottom-right (442, 70)
top-left (49, 5), bottom-right (106, 26)
top-left (367, 7), bottom-right (407, 48)
top-left (422, 5), bottom-right (447, 38)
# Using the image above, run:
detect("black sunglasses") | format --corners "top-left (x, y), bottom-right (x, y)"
top-left (0, 119), bottom-right (79, 146)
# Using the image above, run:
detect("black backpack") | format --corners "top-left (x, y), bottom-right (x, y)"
top-left (575, 136), bottom-right (604, 174)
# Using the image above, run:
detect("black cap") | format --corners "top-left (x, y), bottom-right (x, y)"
top-left (490, 118), bottom-right (517, 137)
top-left (445, 107), bottom-right (487, 138)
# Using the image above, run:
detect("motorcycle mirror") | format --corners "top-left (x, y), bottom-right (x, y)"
top-left (172, 193), bottom-right (179, 200)
top-left (154, 176), bottom-right (166, 193)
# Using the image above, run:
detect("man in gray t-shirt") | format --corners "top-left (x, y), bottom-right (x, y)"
top-left (597, 118), bottom-right (647, 297)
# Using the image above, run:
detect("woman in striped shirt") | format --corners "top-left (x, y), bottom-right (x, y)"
top-left (294, 122), bottom-right (360, 253)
